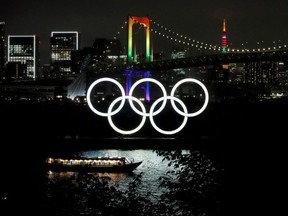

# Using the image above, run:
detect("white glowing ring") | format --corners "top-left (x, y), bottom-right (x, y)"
top-left (86, 77), bottom-right (125, 117)
top-left (86, 77), bottom-right (210, 135)
top-left (170, 78), bottom-right (209, 117)
top-left (149, 96), bottom-right (188, 135)
top-left (128, 78), bottom-right (167, 117)
top-left (107, 96), bottom-right (146, 135)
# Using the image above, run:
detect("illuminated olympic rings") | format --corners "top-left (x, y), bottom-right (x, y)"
top-left (86, 77), bottom-right (209, 135)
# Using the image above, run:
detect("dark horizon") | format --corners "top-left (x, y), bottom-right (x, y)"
top-left (0, 96), bottom-right (286, 216)
top-left (1, 0), bottom-right (288, 64)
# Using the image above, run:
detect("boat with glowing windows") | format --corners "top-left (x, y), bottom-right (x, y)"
top-left (46, 156), bottom-right (142, 173)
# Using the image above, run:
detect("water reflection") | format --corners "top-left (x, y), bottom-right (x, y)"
top-left (46, 149), bottom-right (172, 194)
top-left (47, 170), bottom-right (132, 183)
top-left (43, 148), bottom-right (224, 215)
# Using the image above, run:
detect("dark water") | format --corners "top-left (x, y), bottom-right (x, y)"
top-left (0, 137), bottom-right (285, 216)
top-left (47, 149), bottom-right (173, 199)
top-left (0, 99), bottom-right (287, 215)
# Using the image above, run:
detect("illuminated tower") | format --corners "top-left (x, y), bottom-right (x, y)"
top-left (221, 19), bottom-right (227, 53)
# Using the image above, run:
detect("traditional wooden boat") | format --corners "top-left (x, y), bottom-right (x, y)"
top-left (45, 156), bottom-right (142, 173)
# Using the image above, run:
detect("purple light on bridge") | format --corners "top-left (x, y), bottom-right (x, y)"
top-left (124, 70), bottom-right (150, 102)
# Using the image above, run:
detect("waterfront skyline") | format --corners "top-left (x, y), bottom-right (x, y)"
top-left (1, 2), bottom-right (286, 214)
top-left (1, 0), bottom-right (288, 64)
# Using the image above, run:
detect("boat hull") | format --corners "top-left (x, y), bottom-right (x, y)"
top-left (46, 161), bottom-right (142, 173)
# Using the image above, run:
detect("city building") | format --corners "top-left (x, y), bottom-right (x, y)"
top-left (67, 38), bottom-right (125, 100)
top-left (277, 61), bottom-right (288, 86)
top-left (0, 22), bottom-right (5, 82)
top-left (7, 35), bottom-right (40, 81)
top-left (50, 31), bottom-right (80, 78)
top-left (244, 61), bottom-right (279, 85)
top-left (90, 38), bottom-right (125, 72)
top-left (171, 47), bottom-right (186, 77)
top-left (0, 78), bottom-right (72, 102)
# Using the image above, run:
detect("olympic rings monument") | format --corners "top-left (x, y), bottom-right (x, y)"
top-left (86, 77), bottom-right (209, 135)
top-left (86, 16), bottom-right (209, 135)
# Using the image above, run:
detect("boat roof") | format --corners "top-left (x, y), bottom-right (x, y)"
top-left (47, 156), bottom-right (129, 160)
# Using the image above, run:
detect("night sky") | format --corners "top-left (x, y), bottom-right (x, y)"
top-left (1, 0), bottom-right (288, 64)
top-left (1, 2), bottom-right (287, 214)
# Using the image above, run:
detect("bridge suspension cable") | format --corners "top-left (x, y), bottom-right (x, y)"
top-left (112, 17), bottom-right (288, 56)
top-left (150, 19), bottom-right (221, 52)
top-left (150, 19), bottom-right (288, 54)
top-left (113, 19), bottom-right (127, 40)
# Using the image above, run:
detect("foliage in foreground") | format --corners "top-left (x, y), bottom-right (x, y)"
top-left (155, 150), bottom-right (224, 215)
top-left (43, 150), bottom-right (223, 216)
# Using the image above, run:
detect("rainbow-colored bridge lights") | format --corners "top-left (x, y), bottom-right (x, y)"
top-left (127, 16), bottom-right (151, 63)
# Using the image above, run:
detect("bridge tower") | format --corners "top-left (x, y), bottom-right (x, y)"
top-left (126, 15), bottom-right (151, 101)
top-left (127, 15), bottom-right (151, 63)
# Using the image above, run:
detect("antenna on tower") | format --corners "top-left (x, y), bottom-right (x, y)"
top-left (221, 19), bottom-right (227, 53)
